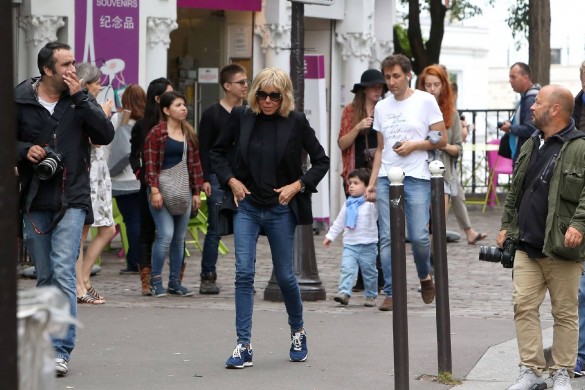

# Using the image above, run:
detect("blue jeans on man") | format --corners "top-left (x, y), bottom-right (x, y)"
top-left (376, 176), bottom-right (432, 297)
top-left (201, 174), bottom-right (225, 275)
top-left (233, 199), bottom-right (303, 344)
top-left (23, 207), bottom-right (86, 362)
top-left (115, 192), bottom-right (141, 272)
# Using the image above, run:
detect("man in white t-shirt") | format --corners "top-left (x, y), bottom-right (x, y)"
top-left (366, 54), bottom-right (447, 312)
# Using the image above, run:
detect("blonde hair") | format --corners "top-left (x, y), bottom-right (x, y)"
top-left (247, 68), bottom-right (295, 117)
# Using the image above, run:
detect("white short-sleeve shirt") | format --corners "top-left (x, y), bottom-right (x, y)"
top-left (373, 89), bottom-right (444, 180)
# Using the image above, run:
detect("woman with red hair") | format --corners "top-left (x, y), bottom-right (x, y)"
top-left (418, 64), bottom-right (486, 244)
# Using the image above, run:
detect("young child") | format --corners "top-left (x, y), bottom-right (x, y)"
top-left (324, 168), bottom-right (378, 307)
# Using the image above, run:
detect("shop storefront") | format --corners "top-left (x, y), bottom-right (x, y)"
top-left (170, 0), bottom-right (258, 125)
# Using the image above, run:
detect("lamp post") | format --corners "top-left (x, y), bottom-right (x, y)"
top-left (263, 0), bottom-right (326, 302)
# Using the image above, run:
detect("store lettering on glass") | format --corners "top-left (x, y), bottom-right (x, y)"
top-left (382, 113), bottom-right (411, 142)
top-left (100, 15), bottom-right (134, 29)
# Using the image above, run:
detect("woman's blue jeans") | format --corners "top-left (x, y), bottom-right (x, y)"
top-left (233, 199), bottom-right (303, 344)
top-left (377, 176), bottom-right (432, 297)
top-left (23, 207), bottom-right (86, 362)
top-left (148, 190), bottom-right (191, 284)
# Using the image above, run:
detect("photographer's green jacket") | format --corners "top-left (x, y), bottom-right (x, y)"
top-left (500, 120), bottom-right (585, 261)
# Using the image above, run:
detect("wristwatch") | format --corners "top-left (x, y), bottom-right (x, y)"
top-left (298, 179), bottom-right (306, 193)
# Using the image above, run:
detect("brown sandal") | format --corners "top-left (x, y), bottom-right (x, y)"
top-left (77, 293), bottom-right (105, 305)
top-left (87, 286), bottom-right (105, 301)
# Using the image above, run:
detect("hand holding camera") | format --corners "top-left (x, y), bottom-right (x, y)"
top-left (31, 146), bottom-right (64, 181)
top-left (27, 145), bottom-right (46, 164)
top-left (498, 120), bottom-right (511, 133)
top-left (479, 238), bottom-right (516, 268)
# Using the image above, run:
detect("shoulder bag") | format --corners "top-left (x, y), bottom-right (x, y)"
top-left (158, 139), bottom-right (192, 215)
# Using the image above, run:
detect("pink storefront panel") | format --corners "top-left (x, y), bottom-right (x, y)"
top-left (177, 0), bottom-right (261, 11)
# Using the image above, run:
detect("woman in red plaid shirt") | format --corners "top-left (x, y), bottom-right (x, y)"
top-left (144, 91), bottom-right (205, 297)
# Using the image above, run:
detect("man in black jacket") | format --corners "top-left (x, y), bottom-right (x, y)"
top-left (197, 64), bottom-right (247, 294)
top-left (16, 42), bottom-right (114, 377)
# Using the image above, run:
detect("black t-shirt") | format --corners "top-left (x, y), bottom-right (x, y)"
top-left (198, 103), bottom-right (231, 180)
top-left (246, 113), bottom-right (280, 207)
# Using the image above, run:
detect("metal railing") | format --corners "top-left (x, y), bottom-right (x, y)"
top-left (458, 108), bottom-right (516, 196)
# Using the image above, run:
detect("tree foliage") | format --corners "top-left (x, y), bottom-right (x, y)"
top-left (506, 0), bottom-right (529, 49)
top-left (506, 0), bottom-right (550, 85)
top-left (393, 0), bottom-right (493, 75)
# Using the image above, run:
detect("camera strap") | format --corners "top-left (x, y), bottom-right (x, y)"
top-left (24, 171), bottom-right (69, 235)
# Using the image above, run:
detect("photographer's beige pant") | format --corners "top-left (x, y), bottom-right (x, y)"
top-left (513, 250), bottom-right (583, 375)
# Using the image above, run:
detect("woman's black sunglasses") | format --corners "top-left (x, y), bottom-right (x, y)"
top-left (255, 91), bottom-right (282, 102)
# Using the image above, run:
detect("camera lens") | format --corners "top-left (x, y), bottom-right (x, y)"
top-left (478, 246), bottom-right (502, 263)
top-left (36, 158), bottom-right (58, 180)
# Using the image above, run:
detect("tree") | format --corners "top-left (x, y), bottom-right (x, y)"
top-left (393, 0), bottom-right (491, 75)
top-left (507, 0), bottom-right (550, 86)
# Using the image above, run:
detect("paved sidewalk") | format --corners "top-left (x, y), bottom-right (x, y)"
top-left (18, 205), bottom-right (585, 389)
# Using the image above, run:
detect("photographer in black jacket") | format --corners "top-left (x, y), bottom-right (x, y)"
top-left (15, 42), bottom-right (114, 377)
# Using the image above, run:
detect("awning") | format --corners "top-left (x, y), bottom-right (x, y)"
top-left (177, 0), bottom-right (261, 12)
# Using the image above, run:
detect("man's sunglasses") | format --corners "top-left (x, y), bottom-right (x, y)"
top-left (255, 91), bottom-right (282, 102)
top-left (229, 79), bottom-right (249, 86)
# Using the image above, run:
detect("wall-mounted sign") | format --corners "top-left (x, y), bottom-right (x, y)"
top-left (198, 68), bottom-right (219, 84)
top-left (228, 25), bottom-right (253, 58)
top-left (289, 0), bottom-right (334, 5)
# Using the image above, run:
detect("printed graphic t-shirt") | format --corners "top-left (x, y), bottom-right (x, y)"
top-left (373, 89), bottom-right (443, 180)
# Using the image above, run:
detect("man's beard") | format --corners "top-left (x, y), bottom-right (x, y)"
top-left (532, 110), bottom-right (550, 129)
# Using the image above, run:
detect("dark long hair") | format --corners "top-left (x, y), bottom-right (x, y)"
top-left (129, 77), bottom-right (172, 178)
top-left (141, 77), bottom-right (173, 135)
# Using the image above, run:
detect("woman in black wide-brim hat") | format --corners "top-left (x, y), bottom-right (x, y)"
top-left (337, 69), bottom-right (387, 196)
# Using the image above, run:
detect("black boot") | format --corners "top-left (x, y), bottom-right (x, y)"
top-left (199, 271), bottom-right (220, 294)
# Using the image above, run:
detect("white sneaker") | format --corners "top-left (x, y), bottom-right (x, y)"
top-left (552, 368), bottom-right (572, 390)
top-left (55, 358), bottom-right (68, 377)
top-left (507, 366), bottom-right (546, 390)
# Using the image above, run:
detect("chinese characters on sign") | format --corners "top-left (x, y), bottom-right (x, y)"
top-left (99, 15), bottom-right (135, 29)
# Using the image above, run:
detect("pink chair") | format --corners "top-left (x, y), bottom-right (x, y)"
top-left (483, 138), bottom-right (514, 212)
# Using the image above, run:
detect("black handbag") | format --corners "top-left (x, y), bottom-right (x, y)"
top-left (498, 133), bottom-right (512, 159)
top-left (216, 193), bottom-right (236, 236)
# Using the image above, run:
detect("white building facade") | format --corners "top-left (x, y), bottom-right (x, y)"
top-left (11, 0), bottom-right (399, 225)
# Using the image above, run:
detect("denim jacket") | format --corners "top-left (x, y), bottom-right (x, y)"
top-left (501, 120), bottom-right (585, 260)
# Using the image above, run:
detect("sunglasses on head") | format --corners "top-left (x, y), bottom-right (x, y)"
top-left (255, 91), bottom-right (282, 102)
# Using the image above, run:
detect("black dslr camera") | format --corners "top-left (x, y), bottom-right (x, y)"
top-left (34, 146), bottom-right (64, 181)
top-left (478, 238), bottom-right (516, 268)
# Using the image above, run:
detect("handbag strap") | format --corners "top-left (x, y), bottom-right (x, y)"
top-left (364, 128), bottom-right (371, 161)
top-left (181, 134), bottom-right (188, 161)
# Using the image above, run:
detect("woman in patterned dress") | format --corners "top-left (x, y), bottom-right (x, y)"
top-left (74, 63), bottom-right (116, 304)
